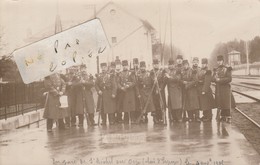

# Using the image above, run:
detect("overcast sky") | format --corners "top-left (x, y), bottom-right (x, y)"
top-left (1, 0), bottom-right (260, 59)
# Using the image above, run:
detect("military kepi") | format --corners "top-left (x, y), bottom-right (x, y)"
top-left (201, 58), bottom-right (208, 64)
top-left (176, 55), bottom-right (183, 60)
top-left (217, 55), bottom-right (224, 61)
top-left (133, 58), bottom-right (139, 64)
top-left (80, 64), bottom-right (87, 69)
top-left (168, 58), bottom-right (174, 65)
top-left (153, 59), bottom-right (159, 64)
top-left (140, 61), bottom-right (146, 67)
top-left (193, 57), bottom-right (199, 61)
top-left (110, 62), bottom-right (116, 67)
top-left (100, 63), bottom-right (107, 67)
top-left (122, 60), bottom-right (128, 66)
top-left (183, 60), bottom-right (189, 65)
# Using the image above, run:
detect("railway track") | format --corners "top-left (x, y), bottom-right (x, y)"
top-left (212, 83), bottom-right (260, 129)
top-left (231, 89), bottom-right (260, 129)
top-left (231, 82), bottom-right (260, 91)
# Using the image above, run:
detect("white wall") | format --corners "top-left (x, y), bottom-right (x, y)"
top-left (96, 3), bottom-right (153, 70)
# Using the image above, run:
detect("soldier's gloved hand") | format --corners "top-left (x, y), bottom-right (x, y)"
top-left (138, 95), bottom-right (141, 98)
top-left (67, 82), bottom-right (72, 85)
top-left (43, 92), bottom-right (48, 96)
top-left (183, 81), bottom-right (188, 85)
top-left (125, 85), bottom-right (130, 89)
top-left (216, 78), bottom-right (220, 82)
top-left (202, 92), bottom-right (206, 95)
top-left (112, 94), bottom-right (116, 98)
top-left (59, 92), bottom-right (63, 96)
top-left (98, 90), bottom-right (102, 95)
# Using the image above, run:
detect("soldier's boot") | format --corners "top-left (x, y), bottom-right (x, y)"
top-left (225, 109), bottom-right (231, 124)
top-left (144, 113), bottom-right (148, 124)
top-left (123, 112), bottom-right (130, 124)
top-left (194, 110), bottom-right (201, 122)
top-left (130, 112), bottom-right (138, 124)
top-left (202, 110), bottom-right (212, 122)
top-left (78, 114), bottom-right (84, 128)
top-left (116, 113), bottom-right (123, 123)
top-left (220, 109), bottom-right (230, 123)
top-left (47, 119), bottom-right (54, 132)
top-left (168, 110), bottom-right (173, 124)
top-left (187, 111), bottom-right (193, 122)
top-left (216, 108), bottom-right (222, 122)
top-left (139, 115), bottom-right (145, 123)
top-left (226, 116), bottom-right (231, 124)
top-left (101, 111), bottom-right (107, 125)
top-left (153, 116), bottom-right (159, 124)
top-left (65, 117), bottom-right (71, 128)
top-left (170, 110), bottom-right (176, 123)
top-left (108, 113), bottom-right (115, 125)
top-left (58, 119), bottom-right (66, 130)
top-left (88, 113), bottom-right (97, 126)
top-left (182, 111), bottom-right (189, 122)
top-left (71, 116), bottom-right (77, 127)
top-left (176, 109), bottom-right (183, 122)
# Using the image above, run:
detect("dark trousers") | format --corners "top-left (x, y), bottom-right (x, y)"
top-left (101, 111), bottom-right (115, 124)
top-left (203, 109), bottom-right (213, 119)
top-left (115, 112), bottom-right (123, 122)
top-left (47, 118), bottom-right (65, 130)
top-left (153, 97), bottom-right (163, 122)
top-left (132, 111), bottom-right (141, 122)
top-left (71, 114), bottom-right (84, 126)
top-left (187, 110), bottom-right (200, 119)
top-left (85, 113), bottom-right (95, 125)
top-left (221, 109), bottom-right (231, 117)
top-left (182, 110), bottom-right (188, 120)
top-left (172, 109), bottom-right (182, 121)
top-left (123, 112), bottom-right (136, 123)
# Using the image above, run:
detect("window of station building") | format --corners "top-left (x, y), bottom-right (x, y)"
top-left (112, 37), bottom-right (117, 43)
top-left (110, 9), bottom-right (116, 15)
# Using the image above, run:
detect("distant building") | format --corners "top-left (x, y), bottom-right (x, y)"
top-left (24, 2), bottom-right (158, 73)
top-left (96, 2), bottom-right (157, 69)
top-left (228, 50), bottom-right (241, 66)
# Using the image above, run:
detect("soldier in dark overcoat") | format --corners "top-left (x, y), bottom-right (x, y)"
top-left (117, 60), bottom-right (137, 124)
top-left (62, 66), bottom-right (78, 127)
top-left (95, 63), bottom-right (117, 125)
top-left (43, 73), bottom-right (67, 131)
top-left (150, 59), bottom-right (166, 124)
top-left (197, 58), bottom-right (215, 122)
top-left (131, 58), bottom-right (141, 123)
top-left (136, 61), bottom-right (155, 123)
top-left (165, 58), bottom-right (183, 123)
top-left (77, 64), bottom-right (96, 126)
top-left (69, 66), bottom-right (86, 127)
top-left (182, 58), bottom-right (200, 122)
top-left (114, 58), bottom-right (124, 123)
top-left (212, 55), bottom-right (236, 123)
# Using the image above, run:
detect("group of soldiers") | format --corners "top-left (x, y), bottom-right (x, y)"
top-left (43, 54), bottom-right (235, 131)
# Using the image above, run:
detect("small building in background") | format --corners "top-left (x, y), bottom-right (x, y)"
top-left (228, 50), bottom-right (241, 67)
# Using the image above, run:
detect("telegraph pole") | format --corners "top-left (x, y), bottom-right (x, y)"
top-left (245, 41), bottom-right (250, 75)
top-left (169, 0), bottom-right (173, 59)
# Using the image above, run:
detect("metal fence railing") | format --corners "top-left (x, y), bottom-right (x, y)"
top-left (0, 81), bottom-right (45, 120)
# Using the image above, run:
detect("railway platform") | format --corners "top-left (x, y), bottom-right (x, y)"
top-left (1, 109), bottom-right (260, 165)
